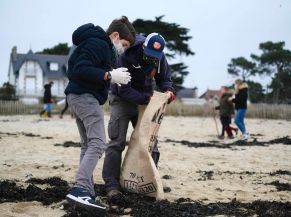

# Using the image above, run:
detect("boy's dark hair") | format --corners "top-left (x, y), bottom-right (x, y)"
top-left (106, 16), bottom-right (136, 46)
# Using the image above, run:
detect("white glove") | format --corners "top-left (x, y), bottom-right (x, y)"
top-left (110, 67), bottom-right (131, 85)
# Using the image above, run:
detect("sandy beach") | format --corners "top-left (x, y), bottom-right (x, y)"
top-left (0, 114), bottom-right (290, 216)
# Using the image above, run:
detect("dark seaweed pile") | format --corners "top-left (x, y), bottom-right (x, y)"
top-left (64, 189), bottom-right (291, 217)
top-left (266, 181), bottom-right (291, 191)
top-left (164, 136), bottom-right (291, 149)
top-left (1, 178), bottom-right (290, 217)
top-left (0, 177), bottom-right (69, 205)
top-left (54, 141), bottom-right (81, 148)
top-left (0, 131), bottom-right (52, 139)
top-left (53, 137), bottom-right (291, 149)
top-left (161, 175), bottom-right (173, 180)
top-left (270, 170), bottom-right (291, 176)
top-left (196, 170), bottom-right (214, 181)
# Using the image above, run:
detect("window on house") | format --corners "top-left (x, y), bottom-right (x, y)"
top-left (49, 62), bottom-right (59, 71)
top-left (26, 61), bottom-right (35, 76)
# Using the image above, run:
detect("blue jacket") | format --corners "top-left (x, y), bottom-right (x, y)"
top-left (65, 23), bottom-right (114, 105)
top-left (111, 35), bottom-right (173, 104)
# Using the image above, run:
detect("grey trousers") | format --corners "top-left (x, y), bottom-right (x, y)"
top-left (102, 94), bottom-right (160, 192)
top-left (67, 93), bottom-right (106, 197)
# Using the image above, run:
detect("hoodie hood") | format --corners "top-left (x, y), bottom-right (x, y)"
top-left (126, 34), bottom-right (146, 51)
top-left (72, 23), bottom-right (112, 47)
top-left (134, 34), bottom-right (146, 45)
top-left (121, 34), bottom-right (145, 64)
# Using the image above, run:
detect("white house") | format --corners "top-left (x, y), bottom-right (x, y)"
top-left (8, 46), bottom-right (69, 104)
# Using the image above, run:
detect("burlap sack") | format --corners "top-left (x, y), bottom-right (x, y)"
top-left (120, 91), bottom-right (169, 200)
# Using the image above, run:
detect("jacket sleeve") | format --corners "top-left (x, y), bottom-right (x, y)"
top-left (70, 40), bottom-right (108, 86)
top-left (117, 83), bottom-right (150, 104)
top-left (227, 97), bottom-right (235, 115)
top-left (155, 54), bottom-right (174, 92)
top-left (116, 55), bottom-right (150, 104)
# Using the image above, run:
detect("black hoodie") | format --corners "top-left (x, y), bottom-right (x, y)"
top-left (43, 83), bottom-right (52, 103)
top-left (65, 23), bottom-right (114, 105)
top-left (233, 83), bottom-right (248, 110)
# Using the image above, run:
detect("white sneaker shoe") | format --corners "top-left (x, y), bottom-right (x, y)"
top-left (242, 133), bottom-right (249, 140)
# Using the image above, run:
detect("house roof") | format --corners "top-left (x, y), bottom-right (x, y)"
top-left (176, 87), bottom-right (197, 98)
top-left (10, 49), bottom-right (69, 78)
top-left (199, 89), bottom-right (221, 100)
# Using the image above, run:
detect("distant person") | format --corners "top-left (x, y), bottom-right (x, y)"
top-left (64, 16), bottom-right (135, 212)
top-left (232, 79), bottom-right (249, 140)
top-left (39, 81), bottom-right (53, 118)
top-left (215, 86), bottom-right (238, 139)
top-left (102, 33), bottom-right (175, 202)
top-left (59, 98), bottom-right (72, 118)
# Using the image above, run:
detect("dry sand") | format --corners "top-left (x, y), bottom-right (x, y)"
top-left (0, 114), bottom-right (290, 216)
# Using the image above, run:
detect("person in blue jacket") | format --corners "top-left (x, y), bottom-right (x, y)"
top-left (65, 16), bottom-right (135, 212)
top-left (102, 33), bottom-right (175, 201)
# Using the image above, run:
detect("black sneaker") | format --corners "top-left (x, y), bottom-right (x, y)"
top-left (66, 187), bottom-right (106, 212)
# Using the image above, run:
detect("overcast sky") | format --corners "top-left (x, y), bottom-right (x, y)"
top-left (0, 0), bottom-right (290, 95)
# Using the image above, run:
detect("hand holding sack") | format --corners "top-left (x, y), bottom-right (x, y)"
top-left (110, 67), bottom-right (131, 85)
top-left (165, 90), bottom-right (176, 104)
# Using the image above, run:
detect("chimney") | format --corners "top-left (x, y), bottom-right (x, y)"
top-left (192, 87), bottom-right (197, 98)
top-left (11, 46), bottom-right (17, 61)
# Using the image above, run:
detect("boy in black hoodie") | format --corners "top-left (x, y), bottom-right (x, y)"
top-left (65, 16), bottom-right (135, 212)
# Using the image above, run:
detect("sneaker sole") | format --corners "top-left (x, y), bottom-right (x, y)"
top-left (66, 194), bottom-right (106, 213)
top-left (241, 137), bottom-right (249, 141)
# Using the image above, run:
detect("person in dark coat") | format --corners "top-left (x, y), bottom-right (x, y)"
top-left (39, 81), bottom-right (53, 117)
top-left (64, 16), bottom-right (135, 212)
top-left (215, 86), bottom-right (238, 139)
top-left (232, 79), bottom-right (249, 140)
top-left (102, 33), bottom-right (175, 201)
